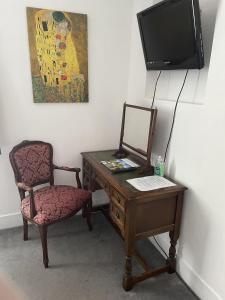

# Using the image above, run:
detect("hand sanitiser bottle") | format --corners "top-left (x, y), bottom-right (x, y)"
top-left (154, 156), bottom-right (165, 176)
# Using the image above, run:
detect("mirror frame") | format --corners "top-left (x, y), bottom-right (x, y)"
top-left (114, 103), bottom-right (157, 173)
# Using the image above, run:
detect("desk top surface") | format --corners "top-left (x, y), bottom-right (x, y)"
top-left (82, 150), bottom-right (186, 200)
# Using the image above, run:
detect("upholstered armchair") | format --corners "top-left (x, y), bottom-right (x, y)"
top-left (9, 140), bottom-right (92, 268)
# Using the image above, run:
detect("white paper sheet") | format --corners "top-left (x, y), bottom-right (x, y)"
top-left (127, 175), bottom-right (176, 191)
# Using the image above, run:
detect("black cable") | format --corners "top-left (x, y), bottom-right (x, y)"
top-left (151, 70), bottom-right (162, 109)
top-left (164, 69), bottom-right (189, 162)
top-left (153, 236), bottom-right (168, 258)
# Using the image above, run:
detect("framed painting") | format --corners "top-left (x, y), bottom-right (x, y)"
top-left (26, 7), bottom-right (88, 103)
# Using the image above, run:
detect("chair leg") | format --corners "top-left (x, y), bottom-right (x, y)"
top-left (82, 207), bottom-right (86, 218)
top-left (23, 217), bottom-right (28, 241)
top-left (85, 198), bottom-right (92, 231)
top-left (38, 225), bottom-right (49, 268)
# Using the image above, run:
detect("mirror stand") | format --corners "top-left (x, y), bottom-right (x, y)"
top-left (113, 148), bottom-right (128, 159)
top-left (114, 103), bottom-right (157, 175)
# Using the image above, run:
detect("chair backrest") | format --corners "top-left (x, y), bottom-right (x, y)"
top-left (9, 140), bottom-right (54, 187)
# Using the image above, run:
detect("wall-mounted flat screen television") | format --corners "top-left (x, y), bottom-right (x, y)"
top-left (137, 0), bottom-right (204, 70)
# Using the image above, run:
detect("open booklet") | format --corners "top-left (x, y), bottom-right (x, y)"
top-left (101, 158), bottom-right (140, 173)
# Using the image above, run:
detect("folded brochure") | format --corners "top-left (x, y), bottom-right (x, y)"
top-left (101, 158), bottom-right (139, 173)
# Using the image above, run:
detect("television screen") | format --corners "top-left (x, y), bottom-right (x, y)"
top-left (137, 0), bottom-right (204, 70)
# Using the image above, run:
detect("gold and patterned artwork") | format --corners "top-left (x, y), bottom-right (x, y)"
top-left (26, 7), bottom-right (88, 103)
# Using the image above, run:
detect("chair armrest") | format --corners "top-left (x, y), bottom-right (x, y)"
top-left (53, 165), bottom-right (82, 188)
top-left (16, 182), bottom-right (32, 192)
top-left (16, 182), bottom-right (37, 219)
top-left (53, 165), bottom-right (81, 173)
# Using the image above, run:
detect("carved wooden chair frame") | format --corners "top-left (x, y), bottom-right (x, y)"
top-left (9, 140), bottom-right (92, 268)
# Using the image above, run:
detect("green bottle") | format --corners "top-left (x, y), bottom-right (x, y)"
top-left (154, 156), bottom-right (165, 176)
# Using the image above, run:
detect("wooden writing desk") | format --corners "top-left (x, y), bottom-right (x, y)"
top-left (81, 150), bottom-right (186, 291)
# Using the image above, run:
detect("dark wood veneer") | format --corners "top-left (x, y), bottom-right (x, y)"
top-left (81, 149), bottom-right (186, 290)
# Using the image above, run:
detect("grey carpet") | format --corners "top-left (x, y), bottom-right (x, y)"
top-left (0, 213), bottom-right (197, 300)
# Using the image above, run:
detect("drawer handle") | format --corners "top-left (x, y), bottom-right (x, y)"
top-left (115, 194), bottom-right (123, 205)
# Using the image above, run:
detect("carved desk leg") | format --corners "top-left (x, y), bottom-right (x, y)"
top-left (167, 192), bottom-right (184, 273)
top-left (123, 256), bottom-right (133, 291)
top-left (122, 202), bottom-right (136, 291)
top-left (167, 230), bottom-right (178, 273)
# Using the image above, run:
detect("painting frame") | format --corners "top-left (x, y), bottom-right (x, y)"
top-left (26, 7), bottom-right (89, 103)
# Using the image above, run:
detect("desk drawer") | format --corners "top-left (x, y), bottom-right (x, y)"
top-left (110, 202), bottom-right (125, 234)
top-left (110, 188), bottom-right (125, 212)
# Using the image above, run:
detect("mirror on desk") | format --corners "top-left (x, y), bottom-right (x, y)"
top-left (114, 103), bottom-right (157, 173)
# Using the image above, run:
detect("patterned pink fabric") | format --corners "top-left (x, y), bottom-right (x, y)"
top-left (21, 185), bottom-right (90, 225)
top-left (14, 144), bottom-right (51, 186)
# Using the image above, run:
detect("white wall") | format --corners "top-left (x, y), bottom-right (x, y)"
top-left (127, 0), bottom-right (224, 299)
top-left (0, 0), bottom-right (132, 228)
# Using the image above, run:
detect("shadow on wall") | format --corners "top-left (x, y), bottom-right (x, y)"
top-left (152, 101), bottom-right (175, 159)
top-left (201, 0), bottom-right (221, 66)
top-left (167, 158), bottom-right (176, 178)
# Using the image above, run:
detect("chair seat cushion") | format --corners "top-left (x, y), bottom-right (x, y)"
top-left (21, 185), bottom-right (91, 225)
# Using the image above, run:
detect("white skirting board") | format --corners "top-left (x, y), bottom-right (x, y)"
top-left (0, 212), bottom-right (22, 230)
top-left (177, 256), bottom-right (223, 300)
top-left (150, 236), bottom-right (223, 300)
